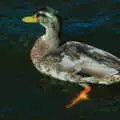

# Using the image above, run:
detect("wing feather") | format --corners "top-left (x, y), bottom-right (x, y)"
top-left (59, 41), bottom-right (120, 77)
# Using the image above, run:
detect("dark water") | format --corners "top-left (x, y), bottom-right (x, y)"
top-left (0, 0), bottom-right (120, 119)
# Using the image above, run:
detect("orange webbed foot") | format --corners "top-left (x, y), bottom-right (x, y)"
top-left (65, 85), bottom-right (92, 108)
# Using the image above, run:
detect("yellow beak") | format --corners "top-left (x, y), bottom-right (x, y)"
top-left (22, 15), bottom-right (39, 23)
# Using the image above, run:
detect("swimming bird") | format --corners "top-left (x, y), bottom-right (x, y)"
top-left (22, 6), bottom-right (120, 108)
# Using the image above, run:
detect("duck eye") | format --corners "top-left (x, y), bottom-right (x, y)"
top-left (36, 13), bottom-right (47, 18)
top-left (36, 13), bottom-right (41, 18)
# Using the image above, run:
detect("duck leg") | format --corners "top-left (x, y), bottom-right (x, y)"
top-left (65, 84), bottom-right (91, 108)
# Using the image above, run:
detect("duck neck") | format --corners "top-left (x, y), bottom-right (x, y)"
top-left (42, 25), bottom-right (60, 51)
top-left (31, 25), bottom-right (60, 63)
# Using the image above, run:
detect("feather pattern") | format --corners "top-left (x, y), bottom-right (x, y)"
top-left (31, 40), bottom-right (120, 85)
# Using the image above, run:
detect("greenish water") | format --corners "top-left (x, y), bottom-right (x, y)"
top-left (0, 0), bottom-right (120, 119)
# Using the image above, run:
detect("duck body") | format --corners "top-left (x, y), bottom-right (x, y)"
top-left (30, 35), bottom-right (120, 85)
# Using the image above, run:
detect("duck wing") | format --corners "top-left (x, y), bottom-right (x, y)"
top-left (58, 41), bottom-right (120, 78)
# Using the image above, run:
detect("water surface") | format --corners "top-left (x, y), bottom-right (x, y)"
top-left (0, 0), bottom-right (120, 119)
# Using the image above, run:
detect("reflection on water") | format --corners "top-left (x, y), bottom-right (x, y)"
top-left (0, 0), bottom-right (120, 119)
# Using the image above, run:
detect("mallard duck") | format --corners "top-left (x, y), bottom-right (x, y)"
top-left (22, 6), bottom-right (120, 108)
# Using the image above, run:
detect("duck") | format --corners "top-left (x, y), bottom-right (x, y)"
top-left (22, 6), bottom-right (120, 108)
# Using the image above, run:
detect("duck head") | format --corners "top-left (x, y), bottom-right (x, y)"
top-left (22, 6), bottom-right (62, 37)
